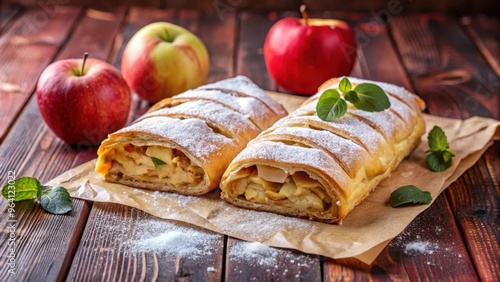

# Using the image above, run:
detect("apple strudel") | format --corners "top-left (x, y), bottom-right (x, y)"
top-left (95, 76), bottom-right (287, 195)
top-left (220, 77), bottom-right (426, 223)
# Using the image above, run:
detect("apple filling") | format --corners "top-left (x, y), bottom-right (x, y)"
top-left (228, 165), bottom-right (334, 212)
top-left (102, 144), bottom-right (204, 186)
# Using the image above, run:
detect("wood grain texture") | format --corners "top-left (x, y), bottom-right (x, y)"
top-left (182, 0), bottom-right (298, 11)
top-left (446, 144), bottom-right (500, 282)
top-left (390, 14), bottom-right (499, 119)
top-left (236, 11), bottom-right (285, 91)
top-left (225, 237), bottom-right (321, 281)
top-left (390, 14), bottom-right (499, 281)
top-left (0, 7), bottom-right (126, 281)
top-left (325, 198), bottom-right (478, 281)
top-left (68, 203), bottom-right (224, 281)
top-left (460, 15), bottom-right (500, 77)
top-left (0, 4), bottom-right (21, 32)
top-left (0, 6), bottom-right (82, 142)
top-left (304, 0), bottom-right (500, 14)
top-left (5, 0), bottom-right (500, 13)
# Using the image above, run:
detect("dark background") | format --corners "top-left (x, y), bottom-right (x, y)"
top-left (4, 0), bottom-right (500, 14)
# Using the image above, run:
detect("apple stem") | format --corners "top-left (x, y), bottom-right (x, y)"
top-left (300, 5), bottom-right (308, 26)
top-left (81, 52), bottom-right (89, 76)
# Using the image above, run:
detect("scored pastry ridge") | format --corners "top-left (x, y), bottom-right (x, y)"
top-left (95, 76), bottom-right (287, 195)
top-left (220, 77), bottom-right (426, 224)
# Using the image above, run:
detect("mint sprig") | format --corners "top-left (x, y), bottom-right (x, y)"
top-left (2, 177), bottom-right (72, 214)
top-left (316, 77), bottom-right (391, 121)
top-left (425, 126), bottom-right (455, 172)
top-left (389, 185), bottom-right (432, 207)
top-left (316, 89), bottom-right (347, 121)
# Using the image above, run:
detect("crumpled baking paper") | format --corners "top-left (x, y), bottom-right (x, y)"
top-left (46, 113), bottom-right (500, 265)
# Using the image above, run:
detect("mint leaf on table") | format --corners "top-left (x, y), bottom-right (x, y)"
top-left (389, 185), bottom-right (432, 207)
top-left (316, 89), bottom-right (348, 121)
top-left (2, 177), bottom-right (41, 201)
top-left (2, 177), bottom-right (73, 214)
top-left (425, 126), bottom-right (455, 172)
top-left (316, 77), bottom-right (391, 121)
top-left (151, 156), bottom-right (167, 167)
top-left (40, 186), bottom-right (73, 214)
top-left (348, 83), bottom-right (391, 112)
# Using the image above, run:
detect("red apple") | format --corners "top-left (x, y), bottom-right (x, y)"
top-left (264, 5), bottom-right (357, 95)
top-left (36, 54), bottom-right (131, 146)
top-left (122, 22), bottom-right (210, 103)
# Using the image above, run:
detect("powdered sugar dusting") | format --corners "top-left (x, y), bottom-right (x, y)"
top-left (141, 99), bottom-right (260, 140)
top-left (227, 240), bottom-right (317, 278)
top-left (198, 75), bottom-right (287, 116)
top-left (283, 114), bottom-right (390, 161)
top-left (229, 241), bottom-right (278, 266)
top-left (290, 99), bottom-right (392, 156)
top-left (404, 241), bottom-right (439, 255)
top-left (117, 116), bottom-right (232, 161)
top-left (389, 223), bottom-right (468, 268)
top-left (91, 211), bottom-right (220, 260)
top-left (264, 125), bottom-right (368, 177)
top-left (388, 95), bottom-right (417, 128)
top-left (177, 89), bottom-right (278, 129)
top-left (347, 109), bottom-right (405, 141)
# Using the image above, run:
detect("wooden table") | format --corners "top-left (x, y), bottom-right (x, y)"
top-left (0, 4), bottom-right (498, 281)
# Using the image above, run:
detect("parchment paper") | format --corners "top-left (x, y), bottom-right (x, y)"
top-left (46, 114), bottom-right (500, 265)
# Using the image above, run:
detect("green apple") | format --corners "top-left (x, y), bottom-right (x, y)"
top-left (122, 22), bottom-right (210, 103)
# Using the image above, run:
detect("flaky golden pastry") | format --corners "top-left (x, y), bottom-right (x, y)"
top-left (220, 77), bottom-right (426, 223)
top-left (96, 76), bottom-right (287, 195)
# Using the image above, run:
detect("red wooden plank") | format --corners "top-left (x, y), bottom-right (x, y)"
top-left (390, 14), bottom-right (499, 281)
top-left (0, 4), bottom-right (21, 33)
top-left (325, 197), bottom-right (477, 281)
top-left (225, 237), bottom-right (322, 281)
top-left (236, 11), bottom-right (284, 91)
top-left (447, 144), bottom-right (500, 282)
top-left (391, 14), bottom-right (498, 119)
top-left (0, 6), bottom-right (82, 143)
top-left (460, 15), bottom-right (500, 77)
top-left (0, 7), bottom-right (126, 281)
top-left (68, 203), bottom-right (224, 281)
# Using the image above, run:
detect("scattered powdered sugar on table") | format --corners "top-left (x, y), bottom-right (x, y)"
top-left (228, 240), bottom-right (317, 279)
top-left (388, 223), bottom-right (469, 268)
top-left (207, 266), bottom-right (216, 272)
top-left (403, 240), bottom-right (439, 255)
top-left (126, 216), bottom-right (220, 259)
top-left (229, 242), bottom-right (279, 266)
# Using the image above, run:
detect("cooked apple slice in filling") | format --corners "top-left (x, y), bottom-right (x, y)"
top-left (100, 143), bottom-right (204, 186)
top-left (228, 166), bottom-right (333, 213)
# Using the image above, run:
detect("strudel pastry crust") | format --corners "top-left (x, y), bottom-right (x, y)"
top-left (95, 76), bottom-right (287, 195)
top-left (220, 77), bottom-right (426, 223)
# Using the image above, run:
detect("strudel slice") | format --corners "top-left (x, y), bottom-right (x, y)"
top-left (95, 76), bottom-right (287, 195)
top-left (220, 77), bottom-right (426, 223)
